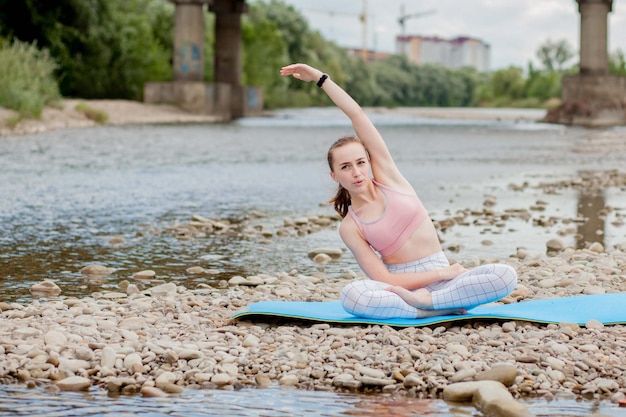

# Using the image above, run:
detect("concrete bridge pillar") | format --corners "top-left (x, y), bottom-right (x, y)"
top-left (172, 0), bottom-right (209, 81)
top-left (143, 0), bottom-right (263, 120)
top-left (543, 0), bottom-right (625, 127)
top-left (578, 0), bottom-right (611, 75)
top-left (210, 0), bottom-right (246, 119)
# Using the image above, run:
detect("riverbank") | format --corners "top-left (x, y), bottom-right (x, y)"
top-left (0, 99), bottom-right (223, 137)
top-left (0, 99), bottom-right (549, 138)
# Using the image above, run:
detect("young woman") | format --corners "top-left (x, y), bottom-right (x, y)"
top-left (280, 63), bottom-right (518, 320)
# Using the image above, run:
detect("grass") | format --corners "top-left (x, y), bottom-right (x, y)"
top-left (0, 40), bottom-right (61, 118)
top-left (4, 114), bottom-right (22, 129)
top-left (74, 102), bottom-right (109, 124)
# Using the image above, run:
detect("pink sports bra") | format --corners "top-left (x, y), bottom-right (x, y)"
top-left (348, 181), bottom-right (428, 257)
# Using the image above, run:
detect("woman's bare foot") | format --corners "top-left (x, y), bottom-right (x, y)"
top-left (387, 286), bottom-right (467, 317)
top-left (414, 307), bottom-right (467, 318)
top-left (386, 286), bottom-right (434, 309)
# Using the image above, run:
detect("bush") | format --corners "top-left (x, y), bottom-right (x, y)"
top-left (0, 40), bottom-right (60, 117)
top-left (75, 102), bottom-right (109, 124)
top-left (610, 49), bottom-right (626, 76)
top-left (0, 0), bottom-right (174, 100)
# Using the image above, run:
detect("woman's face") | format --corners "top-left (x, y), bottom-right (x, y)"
top-left (329, 142), bottom-right (370, 190)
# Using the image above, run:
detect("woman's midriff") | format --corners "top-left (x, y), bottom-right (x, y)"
top-left (381, 219), bottom-right (443, 265)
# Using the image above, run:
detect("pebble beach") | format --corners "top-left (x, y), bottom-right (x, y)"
top-left (1, 103), bottom-right (626, 416)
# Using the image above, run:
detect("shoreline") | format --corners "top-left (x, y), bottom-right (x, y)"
top-left (0, 99), bottom-right (224, 137)
top-left (0, 100), bottom-right (550, 138)
top-left (369, 106), bottom-right (548, 121)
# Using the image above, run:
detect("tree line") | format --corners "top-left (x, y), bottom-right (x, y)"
top-left (1, 0), bottom-right (625, 117)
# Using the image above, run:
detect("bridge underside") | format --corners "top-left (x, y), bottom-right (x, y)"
top-left (143, 0), bottom-right (624, 126)
top-left (143, 0), bottom-right (262, 121)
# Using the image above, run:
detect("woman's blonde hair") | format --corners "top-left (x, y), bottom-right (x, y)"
top-left (327, 136), bottom-right (368, 218)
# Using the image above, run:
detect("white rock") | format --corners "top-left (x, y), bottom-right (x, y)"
top-left (119, 317), bottom-right (146, 330)
top-left (59, 359), bottom-right (91, 373)
top-left (447, 343), bottom-right (470, 358)
top-left (43, 330), bottom-right (67, 346)
top-left (274, 287), bottom-right (291, 297)
top-left (279, 374), bottom-right (299, 386)
top-left (312, 253), bottom-right (332, 264)
top-left (14, 328), bottom-right (41, 339)
top-left (194, 373), bottom-right (213, 384)
top-left (133, 270), bottom-right (156, 279)
top-left (545, 356), bottom-right (565, 370)
top-left (155, 371), bottom-right (178, 388)
top-left (355, 364), bottom-right (386, 379)
top-left (124, 352), bottom-right (143, 370)
top-left (30, 280), bottom-right (61, 295)
top-left (101, 347), bottom-right (117, 369)
top-left (80, 265), bottom-right (115, 276)
top-left (307, 248), bottom-right (343, 260)
top-left (177, 349), bottom-right (201, 360)
top-left (57, 376), bottom-right (91, 391)
top-left (242, 334), bottom-right (260, 348)
top-left (141, 386), bottom-right (168, 397)
top-left (211, 373), bottom-right (233, 386)
top-left (148, 283), bottom-right (177, 296)
top-left (186, 266), bottom-right (205, 274)
top-left (228, 276), bottom-right (248, 285)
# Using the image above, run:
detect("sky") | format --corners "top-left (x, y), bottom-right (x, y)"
top-left (280, 0), bottom-right (626, 70)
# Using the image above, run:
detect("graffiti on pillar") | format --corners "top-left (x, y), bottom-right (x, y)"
top-left (177, 42), bottom-right (202, 75)
top-left (247, 87), bottom-right (259, 109)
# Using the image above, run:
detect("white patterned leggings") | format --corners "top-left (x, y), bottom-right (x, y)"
top-left (340, 251), bottom-right (518, 319)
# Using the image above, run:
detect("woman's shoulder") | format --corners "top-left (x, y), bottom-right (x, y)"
top-left (339, 214), bottom-right (362, 239)
top-left (373, 178), bottom-right (416, 196)
top-left (339, 213), bottom-right (356, 230)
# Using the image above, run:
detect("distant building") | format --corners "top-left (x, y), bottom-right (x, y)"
top-left (396, 35), bottom-right (490, 72)
top-left (346, 48), bottom-right (392, 62)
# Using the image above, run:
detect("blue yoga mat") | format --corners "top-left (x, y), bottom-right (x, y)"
top-left (232, 293), bottom-right (626, 326)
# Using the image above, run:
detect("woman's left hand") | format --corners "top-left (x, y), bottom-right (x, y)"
top-left (439, 263), bottom-right (467, 281)
top-left (280, 63), bottom-right (324, 83)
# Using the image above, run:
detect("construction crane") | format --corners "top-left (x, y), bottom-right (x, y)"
top-left (398, 5), bottom-right (436, 36)
top-left (397, 4), bottom-right (436, 56)
top-left (306, 0), bottom-right (370, 59)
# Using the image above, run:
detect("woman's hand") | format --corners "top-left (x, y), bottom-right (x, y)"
top-left (280, 63), bottom-right (324, 83)
top-left (439, 263), bottom-right (467, 281)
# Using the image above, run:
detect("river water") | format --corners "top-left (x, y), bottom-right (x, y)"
top-left (1, 108), bottom-right (625, 415)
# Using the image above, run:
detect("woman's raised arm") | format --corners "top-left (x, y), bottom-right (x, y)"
top-left (280, 63), bottom-right (404, 186)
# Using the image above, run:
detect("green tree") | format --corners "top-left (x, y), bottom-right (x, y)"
top-left (343, 55), bottom-right (379, 107)
top-left (413, 64), bottom-right (450, 106)
top-left (536, 39), bottom-right (574, 71)
top-left (242, 3), bottom-right (289, 108)
top-left (246, 0), bottom-right (348, 107)
top-left (0, 39), bottom-right (61, 117)
top-left (492, 67), bottom-right (525, 100)
top-left (609, 49), bottom-right (626, 76)
top-left (0, 0), bottom-right (173, 99)
top-left (454, 67), bottom-right (488, 107)
top-left (525, 65), bottom-right (561, 102)
top-left (77, 0), bottom-right (173, 99)
top-left (370, 55), bottom-right (414, 106)
top-left (251, 0), bottom-right (313, 74)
